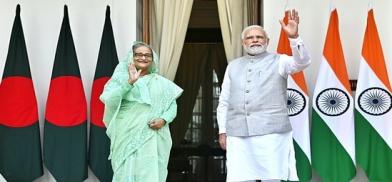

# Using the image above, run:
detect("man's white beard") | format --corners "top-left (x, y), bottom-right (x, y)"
top-left (244, 44), bottom-right (267, 55)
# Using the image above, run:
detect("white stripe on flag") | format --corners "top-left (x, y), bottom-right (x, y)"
top-left (312, 56), bottom-right (355, 164)
top-left (355, 57), bottom-right (392, 149)
top-left (288, 76), bottom-right (311, 162)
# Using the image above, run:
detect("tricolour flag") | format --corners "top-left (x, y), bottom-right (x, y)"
top-left (355, 9), bottom-right (392, 181)
top-left (277, 11), bottom-right (311, 182)
top-left (43, 5), bottom-right (87, 182)
top-left (88, 6), bottom-right (117, 182)
top-left (0, 5), bottom-right (43, 181)
top-left (311, 9), bottom-right (356, 181)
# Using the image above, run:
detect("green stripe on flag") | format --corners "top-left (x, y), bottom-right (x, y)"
top-left (43, 121), bottom-right (87, 182)
top-left (0, 122), bottom-right (43, 181)
top-left (311, 109), bottom-right (355, 181)
top-left (283, 140), bottom-right (312, 182)
top-left (293, 140), bottom-right (311, 182)
top-left (89, 124), bottom-right (113, 182)
top-left (355, 110), bottom-right (392, 182)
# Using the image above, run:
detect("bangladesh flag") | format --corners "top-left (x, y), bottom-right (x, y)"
top-left (311, 9), bottom-right (356, 181)
top-left (277, 11), bottom-right (311, 182)
top-left (43, 5), bottom-right (87, 182)
top-left (88, 6), bottom-right (117, 182)
top-left (0, 4), bottom-right (43, 181)
top-left (355, 9), bottom-right (392, 181)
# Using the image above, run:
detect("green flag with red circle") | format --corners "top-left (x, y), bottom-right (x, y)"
top-left (43, 5), bottom-right (87, 182)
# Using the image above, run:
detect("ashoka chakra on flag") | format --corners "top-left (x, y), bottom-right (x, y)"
top-left (316, 88), bottom-right (350, 116)
top-left (287, 88), bottom-right (306, 116)
top-left (358, 87), bottom-right (392, 116)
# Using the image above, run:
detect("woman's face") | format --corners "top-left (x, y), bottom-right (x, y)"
top-left (133, 46), bottom-right (153, 71)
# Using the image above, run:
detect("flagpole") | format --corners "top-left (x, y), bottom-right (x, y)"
top-left (107, 0), bottom-right (113, 7)
top-left (329, 0), bottom-right (336, 12)
top-left (368, 0), bottom-right (374, 10)
top-left (284, 0), bottom-right (289, 11)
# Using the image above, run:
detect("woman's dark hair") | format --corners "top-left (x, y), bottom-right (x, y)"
top-left (132, 42), bottom-right (153, 59)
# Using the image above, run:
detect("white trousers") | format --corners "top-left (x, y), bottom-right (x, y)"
top-left (230, 179), bottom-right (281, 182)
top-left (226, 131), bottom-right (298, 182)
top-left (230, 180), bottom-right (280, 182)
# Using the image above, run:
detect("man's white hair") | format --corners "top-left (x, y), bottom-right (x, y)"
top-left (241, 25), bottom-right (269, 40)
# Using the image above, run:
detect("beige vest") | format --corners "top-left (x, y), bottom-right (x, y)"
top-left (226, 52), bottom-right (291, 136)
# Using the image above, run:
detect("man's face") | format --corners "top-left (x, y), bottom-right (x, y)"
top-left (242, 28), bottom-right (268, 48)
top-left (133, 46), bottom-right (153, 71)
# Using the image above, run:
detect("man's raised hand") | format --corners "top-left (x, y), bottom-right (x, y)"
top-left (279, 9), bottom-right (299, 38)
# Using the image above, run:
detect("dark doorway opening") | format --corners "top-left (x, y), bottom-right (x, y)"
top-left (168, 1), bottom-right (227, 181)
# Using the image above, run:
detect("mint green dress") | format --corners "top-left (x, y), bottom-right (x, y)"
top-left (100, 43), bottom-right (183, 182)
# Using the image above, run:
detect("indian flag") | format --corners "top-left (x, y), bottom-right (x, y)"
top-left (355, 9), bottom-right (392, 181)
top-left (277, 11), bottom-right (311, 182)
top-left (311, 9), bottom-right (356, 181)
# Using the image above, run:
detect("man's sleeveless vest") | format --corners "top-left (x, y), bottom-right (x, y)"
top-left (226, 52), bottom-right (292, 136)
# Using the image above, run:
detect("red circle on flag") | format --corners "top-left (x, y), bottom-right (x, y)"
top-left (90, 77), bottom-right (110, 128)
top-left (45, 76), bottom-right (87, 127)
top-left (0, 77), bottom-right (38, 127)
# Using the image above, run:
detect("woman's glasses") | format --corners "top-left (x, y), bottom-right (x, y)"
top-left (134, 53), bottom-right (152, 59)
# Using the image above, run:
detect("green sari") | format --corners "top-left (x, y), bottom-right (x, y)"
top-left (100, 42), bottom-right (182, 181)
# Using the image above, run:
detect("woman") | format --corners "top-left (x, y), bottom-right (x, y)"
top-left (100, 42), bottom-right (183, 182)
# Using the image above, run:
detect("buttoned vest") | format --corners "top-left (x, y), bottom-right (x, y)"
top-left (226, 52), bottom-right (292, 136)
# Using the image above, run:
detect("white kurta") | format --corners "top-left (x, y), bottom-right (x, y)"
top-left (217, 37), bottom-right (311, 134)
top-left (216, 37), bottom-right (311, 182)
top-left (226, 132), bottom-right (298, 182)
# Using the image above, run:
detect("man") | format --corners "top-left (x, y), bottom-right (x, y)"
top-left (217, 10), bottom-right (310, 182)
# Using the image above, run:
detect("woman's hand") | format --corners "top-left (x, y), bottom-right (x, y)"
top-left (148, 118), bottom-right (166, 130)
top-left (128, 63), bottom-right (142, 84)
